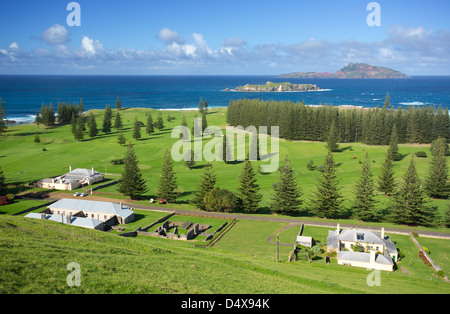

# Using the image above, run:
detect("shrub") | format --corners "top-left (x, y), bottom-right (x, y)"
top-left (204, 188), bottom-right (240, 213)
top-left (415, 151), bottom-right (427, 158)
top-left (422, 246), bottom-right (430, 255)
top-left (110, 158), bottom-right (125, 165)
top-left (0, 196), bottom-right (13, 206)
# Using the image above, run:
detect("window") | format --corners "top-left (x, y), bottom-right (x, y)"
top-left (356, 233), bottom-right (365, 241)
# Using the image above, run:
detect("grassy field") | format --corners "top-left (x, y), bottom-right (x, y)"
top-left (1, 107), bottom-right (449, 229)
top-left (1, 213), bottom-right (449, 294)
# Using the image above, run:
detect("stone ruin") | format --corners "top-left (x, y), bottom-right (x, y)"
top-left (150, 220), bottom-right (211, 241)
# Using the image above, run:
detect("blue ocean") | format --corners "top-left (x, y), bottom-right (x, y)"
top-left (0, 75), bottom-right (449, 123)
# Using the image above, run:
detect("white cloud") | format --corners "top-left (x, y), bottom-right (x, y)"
top-left (41, 24), bottom-right (70, 45)
top-left (1, 25), bottom-right (450, 75)
top-left (81, 36), bottom-right (103, 55)
top-left (157, 28), bottom-right (185, 44)
top-left (9, 42), bottom-right (19, 50)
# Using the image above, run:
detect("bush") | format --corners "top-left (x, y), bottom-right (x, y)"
top-left (0, 196), bottom-right (13, 206)
top-left (110, 158), bottom-right (125, 165)
top-left (204, 188), bottom-right (240, 213)
top-left (415, 151), bottom-right (427, 158)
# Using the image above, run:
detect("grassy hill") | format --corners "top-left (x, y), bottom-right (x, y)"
top-left (1, 214), bottom-right (449, 294)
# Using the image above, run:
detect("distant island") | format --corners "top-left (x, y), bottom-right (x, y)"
top-left (225, 81), bottom-right (322, 92)
top-left (279, 63), bottom-right (411, 79)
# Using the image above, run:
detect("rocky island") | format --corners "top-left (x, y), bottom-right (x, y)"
top-left (226, 81), bottom-right (322, 92)
top-left (279, 63), bottom-right (410, 79)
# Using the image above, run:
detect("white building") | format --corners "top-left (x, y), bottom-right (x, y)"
top-left (25, 198), bottom-right (135, 231)
top-left (327, 224), bottom-right (398, 272)
top-left (37, 166), bottom-right (104, 191)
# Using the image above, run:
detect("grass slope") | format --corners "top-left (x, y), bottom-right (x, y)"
top-left (1, 214), bottom-right (449, 294)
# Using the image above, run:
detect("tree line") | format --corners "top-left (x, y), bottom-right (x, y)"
top-left (226, 95), bottom-right (449, 145)
top-left (117, 137), bottom-right (449, 228)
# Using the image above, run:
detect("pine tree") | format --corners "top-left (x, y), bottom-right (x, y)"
top-left (87, 112), bottom-right (98, 139)
top-left (377, 150), bottom-right (396, 195)
top-left (199, 97), bottom-right (204, 113)
top-left (270, 156), bottom-right (303, 215)
top-left (184, 149), bottom-right (196, 169)
top-left (70, 113), bottom-right (77, 135)
top-left (114, 111), bottom-right (123, 130)
top-left (326, 120), bottom-right (339, 152)
top-left (146, 112), bottom-right (154, 136)
top-left (388, 123), bottom-right (400, 160)
top-left (424, 137), bottom-right (449, 199)
top-left (117, 143), bottom-right (147, 200)
top-left (352, 151), bottom-right (378, 221)
top-left (190, 162), bottom-right (216, 210)
top-left (443, 205), bottom-right (450, 228)
top-left (102, 105), bottom-right (112, 134)
top-left (117, 132), bottom-right (126, 146)
top-left (74, 117), bottom-right (84, 141)
top-left (79, 98), bottom-right (84, 113)
top-left (116, 96), bottom-right (122, 110)
top-left (204, 99), bottom-right (209, 112)
top-left (389, 157), bottom-right (436, 226)
top-left (132, 118), bottom-right (141, 141)
top-left (309, 151), bottom-right (343, 219)
top-left (201, 110), bottom-right (208, 134)
top-left (238, 161), bottom-right (262, 213)
top-left (221, 134), bottom-right (232, 163)
top-left (0, 166), bottom-right (6, 195)
top-left (156, 112), bottom-right (164, 131)
top-left (157, 149), bottom-right (179, 202)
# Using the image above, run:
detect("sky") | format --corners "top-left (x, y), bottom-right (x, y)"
top-left (1, 0), bottom-right (449, 75)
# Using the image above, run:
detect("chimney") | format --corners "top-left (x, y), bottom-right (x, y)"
top-left (68, 214), bottom-right (72, 225)
top-left (381, 228), bottom-right (385, 239)
top-left (336, 224), bottom-right (340, 235)
top-left (69, 165), bottom-right (72, 172)
top-left (120, 202), bottom-right (123, 210)
top-left (41, 212), bottom-right (46, 220)
top-left (91, 167), bottom-right (95, 175)
top-left (370, 250), bottom-right (376, 265)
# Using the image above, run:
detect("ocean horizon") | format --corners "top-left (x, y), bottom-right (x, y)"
top-left (1, 75), bottom-right (449, 124)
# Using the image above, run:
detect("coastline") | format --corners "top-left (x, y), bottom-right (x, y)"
top-left (3, 104), bottom-right (375, 126)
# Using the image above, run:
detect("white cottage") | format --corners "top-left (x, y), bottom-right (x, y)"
top-left (37, 166), bottom-right (104, 191)
top-left (327, 224), bottom-right (398, 272)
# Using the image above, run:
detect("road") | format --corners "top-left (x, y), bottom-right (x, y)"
top-left (44, 192), bottom-right (450, 240)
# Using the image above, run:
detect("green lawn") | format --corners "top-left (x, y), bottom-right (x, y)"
top-left (1, 214), bottom-right (449, 294)
top-left (1, 107), bottom-right (448, 225)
